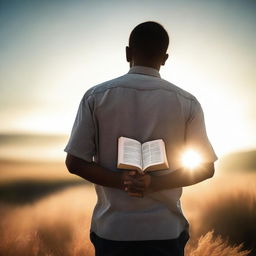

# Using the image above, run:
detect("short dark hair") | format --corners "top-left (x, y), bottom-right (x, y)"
top-left (129, 21), bottom-right (169, 59)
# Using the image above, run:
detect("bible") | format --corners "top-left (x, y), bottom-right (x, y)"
top-left (117, 136), bottom-right (169, 172)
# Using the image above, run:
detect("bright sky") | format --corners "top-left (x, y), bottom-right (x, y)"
top-left (0, 0), bottom-right (255, 157)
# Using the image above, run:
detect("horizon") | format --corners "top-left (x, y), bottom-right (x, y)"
top-left (0, 133), bottom-right (255, 163)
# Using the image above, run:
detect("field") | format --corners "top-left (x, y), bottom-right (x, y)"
top-left (0, 161), bottom-right (255, 256)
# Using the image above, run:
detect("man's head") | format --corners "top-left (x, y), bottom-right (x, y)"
top-left (126, 21), bottom-right (169, 70)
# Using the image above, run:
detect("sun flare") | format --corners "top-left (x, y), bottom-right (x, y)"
top-left (182, 149), bottom-right (202, 169)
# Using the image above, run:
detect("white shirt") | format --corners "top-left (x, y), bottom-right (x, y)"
top-left (64, 66), bottom-right (218, 241)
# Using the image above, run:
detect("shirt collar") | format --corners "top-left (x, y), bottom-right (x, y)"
top-left (127, 65), bottom-right (161, 78)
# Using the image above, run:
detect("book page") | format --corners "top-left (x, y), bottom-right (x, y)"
top-left (142, 140), bottom-right (164, 170)
top-left (118, 137), bottom-right (142, 169)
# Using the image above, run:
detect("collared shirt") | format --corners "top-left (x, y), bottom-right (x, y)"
top-left (64, 65), bottom-right (218, 241)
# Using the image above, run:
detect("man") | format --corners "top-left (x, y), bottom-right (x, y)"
top-left (64, 21), bottom-right (218, 256)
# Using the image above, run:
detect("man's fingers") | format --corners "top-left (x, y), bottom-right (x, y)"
top-left (124, 180), bottom-right (145, 193)
top-left (128, 170), bottom-right (145, 178)
top-left (124, 184), bottom-right (144, 192)
top-left (124, 180), bottom-right (145, 190)
top-left (122, 171), bottom-right (151, 194)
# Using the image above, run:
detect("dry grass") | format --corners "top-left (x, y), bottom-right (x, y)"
top-left (182, 173), bottom-right (256, 255)
top-left (0, 168), bottom-right (255, 256)
top-left (198, 190), bottom-right (256, 253)
top-left (0, 186), bottom-right (95, 256)
top-left (186, 231), bottom-right (251, 256)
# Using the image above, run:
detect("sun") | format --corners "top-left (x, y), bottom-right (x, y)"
top-left (181, 149), bottom-right (202, 169)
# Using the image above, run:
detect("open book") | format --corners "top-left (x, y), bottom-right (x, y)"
top-left (117, 136), bottom-right (169, 172)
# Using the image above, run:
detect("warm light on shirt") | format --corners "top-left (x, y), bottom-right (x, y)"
top-left (181, 149), bottom-right (202, 169)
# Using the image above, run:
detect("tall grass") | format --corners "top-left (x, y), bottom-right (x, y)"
top-left (0, 173), bottom-right (255, 255)
top-left (198, 190), bottom-right (256, 255)
top-left (0, 186), bottom-right (95, 256)
top-left (186, 231), bottom-right (251, 256)
top-left (182, 173), bottom-right (256, 256)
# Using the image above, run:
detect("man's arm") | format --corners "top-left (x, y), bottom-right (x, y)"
top-left (65, 153), bottom-right (127, 190)
top-left (66, 154), bottom-right (215, 196)
top-left (124, 162), bottom-right (215, 194)
top-left (150, 162), bottom-right (214, 191)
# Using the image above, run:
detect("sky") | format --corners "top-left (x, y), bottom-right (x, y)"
top-left (0, 0), bottom-right (255, 158)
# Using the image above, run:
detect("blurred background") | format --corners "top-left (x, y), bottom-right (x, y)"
top-left (0, 0), bottom-right (255, 255)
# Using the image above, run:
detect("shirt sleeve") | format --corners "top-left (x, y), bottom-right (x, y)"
top-left (64, 95), bottom-right (96, 162)
top-left (185, 99), bottom-right (218, 163)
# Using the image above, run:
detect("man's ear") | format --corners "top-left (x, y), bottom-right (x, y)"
top-left (161, 53), bottom-right (169, 66)
top-left (126, 46), bottom-right (131, 62)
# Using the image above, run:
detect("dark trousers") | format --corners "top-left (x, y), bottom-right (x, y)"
top-left (90, 230), bottom-right (190, 256)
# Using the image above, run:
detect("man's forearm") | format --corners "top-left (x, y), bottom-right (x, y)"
top-left (65, 154), bottom-right (215, 194)
top-left (65, 154), bottom-right (123, 190)
top-left (149, 163), bottom-right (215, 192)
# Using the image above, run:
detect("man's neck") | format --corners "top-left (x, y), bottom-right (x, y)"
top-left (130, 61), bottom-right (161, 71)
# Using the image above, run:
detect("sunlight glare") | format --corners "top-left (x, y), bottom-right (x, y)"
top-left (182, 150), bottom-right (202, 169)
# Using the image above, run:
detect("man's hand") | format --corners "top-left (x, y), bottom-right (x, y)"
top-left (121, 170), bottom-right (151, 197)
